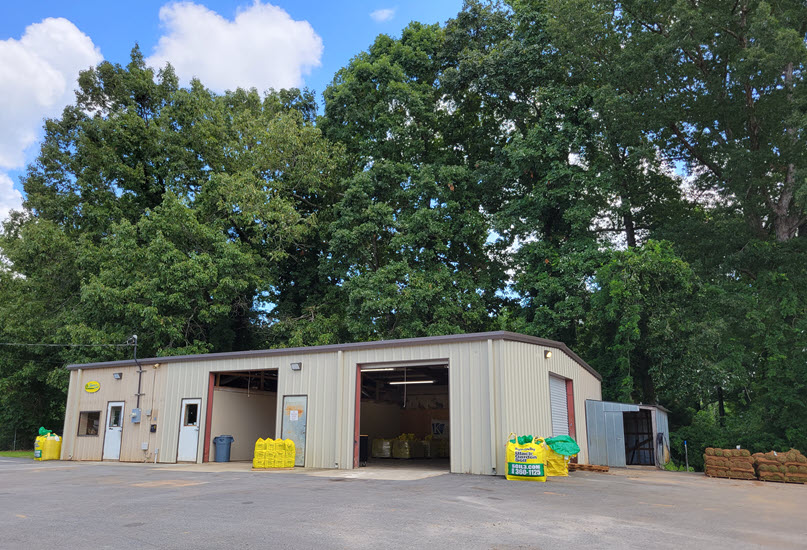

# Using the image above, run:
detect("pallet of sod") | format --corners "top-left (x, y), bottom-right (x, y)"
top-left (704, 448), bottom-right (755, 480)
top-left (753, 449), bottom-right (807, 484)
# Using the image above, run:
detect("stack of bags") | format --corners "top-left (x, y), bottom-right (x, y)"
top-left (703, 448), bottom-right (756, 480)
top-left (753, 449), bottom-right (807, 484)
top-left (372, 434), bottom-right (449, 459)
top-left (392, 433), bottom-right (425, 459)
top-left (371, 438), bottom-right (393, 458)
top-left (253, 438), bottom-right (296, 469)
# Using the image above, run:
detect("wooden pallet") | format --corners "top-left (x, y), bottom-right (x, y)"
top-left (568, 463), bottom-right (609, 473)
top-left (251, 467), bottom-right (295, 471)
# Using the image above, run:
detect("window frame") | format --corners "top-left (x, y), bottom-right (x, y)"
top-left (77, 410), bottom-right (102, 437)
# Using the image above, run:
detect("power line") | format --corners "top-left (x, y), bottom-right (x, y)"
top-left (0, 342), bottom-right (134, 348)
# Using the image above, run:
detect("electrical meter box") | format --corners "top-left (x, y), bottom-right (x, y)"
top-left (131, 408), bottom-right (142, 423)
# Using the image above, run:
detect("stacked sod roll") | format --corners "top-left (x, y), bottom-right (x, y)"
top-left (703, 448), bottom-right (756, 480)
top-left (753, 449), bottom-right (807, 484)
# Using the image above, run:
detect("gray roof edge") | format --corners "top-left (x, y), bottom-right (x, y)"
top-left (65, 330), bottom-right (601, 380)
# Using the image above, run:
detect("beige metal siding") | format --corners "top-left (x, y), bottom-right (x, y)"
top-left (493, 340), bottom-right (601, 470)
top-left (61, 335), bottom-right (601, 473)
top-left (61, 364), bottom-right (150, 461)
top-left (274, 352), bottom-right (341, 468)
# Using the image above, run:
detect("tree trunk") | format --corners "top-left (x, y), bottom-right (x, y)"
top-left (624, 208), bottom-right (637, 248)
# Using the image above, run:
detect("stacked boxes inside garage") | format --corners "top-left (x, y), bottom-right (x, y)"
top-left (372, 434), bottom-right (449, 460)
top-left (753, 449), bottom-right (807, 484)
top-left (703, 448), bottom-right (756, 480)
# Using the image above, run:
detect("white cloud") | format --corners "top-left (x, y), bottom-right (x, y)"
top-left (0, 17), bottom-right (102, 224)
top-left (0, 173), bottom-right (23, 224)
top-left (147, 1), bottom-right (323, 92)
top-left (370, 8), bottom-right (396, 23)
top-left (0, 18), bottom-right (102, 170)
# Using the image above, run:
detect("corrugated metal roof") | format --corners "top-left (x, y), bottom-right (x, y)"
top-left (65, 331), bottom-right (601, 381)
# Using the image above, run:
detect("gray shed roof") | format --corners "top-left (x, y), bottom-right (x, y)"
top-left (65, 330), bottom-right (602, 381)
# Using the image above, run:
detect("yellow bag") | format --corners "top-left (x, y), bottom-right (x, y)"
top-left (505, 434), bottom-right (546, 482)
top-left (544, 447), bottom-right (570, 477)
top-left (253, 450), bottom-right (266, 469)
top-left (265, 438), bottom-right (278, 468)
top-left (284, 439), bottom-right (296, 467)
top-left (42, 434), bottom-right (62, 461)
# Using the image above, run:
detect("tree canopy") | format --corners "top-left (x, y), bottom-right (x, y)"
top-left (1, 2), bottom-right (805, 465)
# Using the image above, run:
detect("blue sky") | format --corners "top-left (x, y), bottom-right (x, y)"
top-left (0, 1), bottom-right (465, 220)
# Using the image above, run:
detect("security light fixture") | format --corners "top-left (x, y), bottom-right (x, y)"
top-left (389, 380), bottom-right (434, 385)
top-left (544, 350), bottom-right (552, 359)
top-left (113, 372), bottom-right (122, 380)
top-left (290, 362), bottom-right (302, 371)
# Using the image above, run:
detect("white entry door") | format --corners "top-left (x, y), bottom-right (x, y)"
top-left (177, 398), bottom-right (202, 462)
top-left (102, 401), bottom-right (124, 460)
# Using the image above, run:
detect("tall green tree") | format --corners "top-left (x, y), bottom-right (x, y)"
top-left (0, 49), bottom-right (342, 446)
top-left (545, 0), bottom-right (807, 242)
top-left (322, 17), bottom-right (509, 340)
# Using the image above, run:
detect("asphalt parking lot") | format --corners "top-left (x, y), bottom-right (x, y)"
top-left (1, 458), bottom-right (805, 549)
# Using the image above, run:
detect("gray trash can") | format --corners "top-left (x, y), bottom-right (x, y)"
top-left (213, 435), bottom-right (235, 462)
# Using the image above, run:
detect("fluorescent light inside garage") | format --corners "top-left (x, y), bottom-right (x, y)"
top-left (388, 380), bottom-right (434, 385)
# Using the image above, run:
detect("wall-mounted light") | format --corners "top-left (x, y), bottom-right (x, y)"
top-left (544, 350), bottom-right (552, 359)
top-left (290, 362), bottom-right (302, 371)
top-left (113, 372), bottom-right (123, 380)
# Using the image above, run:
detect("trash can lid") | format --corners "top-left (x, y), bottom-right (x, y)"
top-left (215, 435), bottom-right (234, 441)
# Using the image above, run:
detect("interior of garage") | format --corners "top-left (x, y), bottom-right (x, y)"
top-left (209, 370), bottom-right (277, 461)
top-left (623, 409), bottom-right (655, 465)
top-left (358, 364), bottom-right (450, 470)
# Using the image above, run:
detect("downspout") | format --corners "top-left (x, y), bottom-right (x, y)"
top-left (487, 339), bottom-right (498, 475)
top-left (131, 335), bottom-right (144, 409)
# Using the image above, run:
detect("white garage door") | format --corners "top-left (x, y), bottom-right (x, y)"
top-left (549, 375), bottom-right (569, 436)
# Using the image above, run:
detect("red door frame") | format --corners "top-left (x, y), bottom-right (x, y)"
top-left (565, 378), bottom-right (576, 439)
top-left (353, 365), bottom-right (361, 468)
top-left (565, 378), bottom-right (578, 463)
top-left (202, 372), bottom-right (215, 462)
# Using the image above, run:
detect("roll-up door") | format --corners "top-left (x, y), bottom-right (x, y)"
top-left (549, 375), bottom-right (569, 436)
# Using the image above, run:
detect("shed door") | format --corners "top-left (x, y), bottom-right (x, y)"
top-left (585, 400), bottom-right (638, 467)
top-left (549, 375), bottom-right (569, 436)
top-left (604, 411), bottom-right (627, 467)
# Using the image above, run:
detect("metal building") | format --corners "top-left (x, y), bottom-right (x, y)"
top-left (585, 400), bottom-right (670, 468)
top-left (61, 331), bottom-right (603, 475)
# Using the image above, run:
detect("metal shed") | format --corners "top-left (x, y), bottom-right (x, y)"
top-left (61, 331), bottom-right (602, 475)
top-left (585, 400), bottom-right (670, 468)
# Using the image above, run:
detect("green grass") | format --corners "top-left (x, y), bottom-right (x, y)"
top-left (0, 450), bottom-right (34, 458)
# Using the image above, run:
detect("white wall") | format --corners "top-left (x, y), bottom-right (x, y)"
top-left (209, 388), bottom-right (276, 461)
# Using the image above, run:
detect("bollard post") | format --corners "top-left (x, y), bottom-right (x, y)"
top-left (684, 440), bottom-right (689, 472)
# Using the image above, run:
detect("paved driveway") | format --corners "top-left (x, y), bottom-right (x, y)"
top-left (1, 458), bottom-right (805, 549)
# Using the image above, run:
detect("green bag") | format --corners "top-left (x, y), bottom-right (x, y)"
top-left (544, 435), bottom-right (580, 457)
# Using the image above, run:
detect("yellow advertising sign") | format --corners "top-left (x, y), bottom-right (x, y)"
top-left (84, 381), bottom-right (100, 393)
